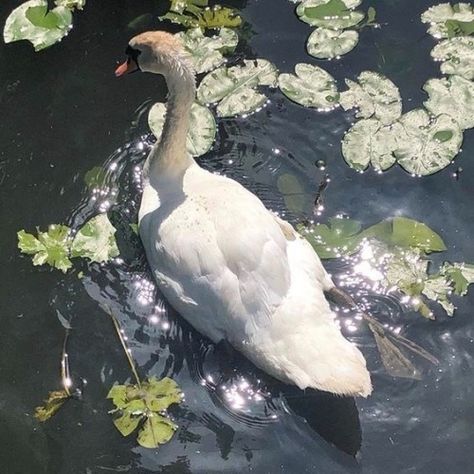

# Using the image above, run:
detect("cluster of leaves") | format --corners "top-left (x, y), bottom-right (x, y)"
top-left (292, 0), bottom-right (377, 60)
top-left (160, 0), bottom-right (242, 30)
top-left (421, 2), bottom-right (474, 39)
top-left (108, 377), bottom-right (182, 448)
top-left (299, 216), bottom-right (474, 318)
top-left (3, 0), bottom-right (85, 51)
top-left (17, 214), bottom-right (119, 273)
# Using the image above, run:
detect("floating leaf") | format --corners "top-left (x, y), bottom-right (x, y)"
top-left (421, 3), bottom-right (474, 38)
top-left (108, 377), bottom-right (182, 448)
top-left (424, 74), bottom-right (474, 131)
top-left (4, 0), bottom-right (73, 51)
top-left (394, 109), bottom-right (463, 176)
top-left (55, 0), bottom-right (86, 8)
top-left (277, 173), bottom-right (306, 213)
top-left (197, 6), bottom-right (242, 28)
top-left (340, 72), bottom-right (402, 125)
top-left (431, 36), bottom-right (474, 79)
top-left (178, 27), bottom-right (238, 74)
top-left (34, 390), bottom-right (70, 421)
top-left (297, 0), bottom-right (364, 30)
top-left (443, 262), bottom-right (474, 295)
top-left (137, 415), bottom-right (177, 449)
top-left (298, 217), bottom-right (363, 259)
top-left (341, 118), bottom-right (400, 171)
top-left (71, 214), bottom-right (119, 263)
top-left (18, 225), bottom-right (72, 273)
top-left (307, 27), bottom-right (359, 59)
top-left (197, 59), bottom-right (278, 117)
top-left (422, 274), bottom-right (455, 316)
top-left (148, 102), bottom-right (216, 157)
top-left (278, 63), bottom-right (339, 109)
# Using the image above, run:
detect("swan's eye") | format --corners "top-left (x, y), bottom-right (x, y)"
top-left (125, 45), bottom-right (141, 63)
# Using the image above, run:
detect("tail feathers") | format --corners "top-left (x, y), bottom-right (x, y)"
top-left (250, 324), bottom-right (372, 398)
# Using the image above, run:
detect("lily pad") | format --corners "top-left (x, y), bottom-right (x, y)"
top-left (431, 36), bottom-right (474, 79)
top-left (297, 0), bottom-right (364, 30)
top-left (278, 63), bottom-right (339, 109)
top-left (197, 59), bottom-right (278, 117)
top-left (178, 27), bottom-right (238, 74)
top-left (421, 2), bottom-right (474, 38)
top-left (71, 214), bottom-right (119, 263)
top-left (4, 0), bottom-right (73, 51)
top-left (298, 217), bottom-right (363, 259)
top-left (307, 27), bottom-right (359, 59)
top-left (18, 225), bottom-right (72, 273)
top-left (340, 72), bottom-right (402, 125)
top-left (148, 101), bottom-right (216, 156)
top-left (394, 109), bottom-right (463, 176)
top-left (424, 75), bottom-right (474, 130)
top-left (137, 415), bottom-right (177, 449)
top-left (341, 119), bottom-right (401, 171)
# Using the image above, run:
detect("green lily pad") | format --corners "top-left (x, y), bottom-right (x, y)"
top-left (18, 225), bottom-right (72, 273)
top-left (197, 59), bottom-right (278, 117)
top-left (137, 415), bottom-right (177, 449)
top-left (4, 0), bottom-right (73, 51)
top-left (298, 217), bottom-right (363, 259)
top-left (148, 101), bottom-right (216, 157)
top-left (421, 2), bottom-right (474, 39)
top-left (178, 27), bottom-right (238, 74)
top-left (394, 109), bottom-right (463, 176)
top-left (424, 74), bottom-right (474, 131)
top-left (431, 36), bottom-right (474, 79)
top-left (341, 118), bottom-right (400, 172)
top-left (71, 214), bottom-right (119, 263)
top-left (307, 27), bottom-right (359, 59)
top-left (297, 0), bottom-right (364, 30)
top-left (278, 63), bottom-right (339, 109)
top-left (340, 72), bottom-right (402, 126)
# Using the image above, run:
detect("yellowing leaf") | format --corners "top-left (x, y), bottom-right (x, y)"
top-left (137, 415), bottom-right (177, 449)
top-left (34, 390), bottom-right (70, 422)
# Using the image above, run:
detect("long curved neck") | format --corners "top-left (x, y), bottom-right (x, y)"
top-left (143, 61), bottom-right (196, 185)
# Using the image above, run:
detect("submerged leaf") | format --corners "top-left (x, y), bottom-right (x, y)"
top-left (197, 59), bottom-right (278, 117)
top-left (307, 27), bottom-right (359, 59)
top-left (178, 27), bottom-right (238, 74)
top-left (84, 166), bottom-right (109, 189)
top-left (148, 102), bottom-right (216, 157)
top-left (340, 72), bottom-right (402, 125)
top-left (4, 0), bottom-right (73, 51)
top-left (394, 109), bottom-right (463, 175)
top-left (34, 390), bottom-right (70, 421)
top-left (278, 63), bottom-right (339, 109)
top-left (18, 225), bottom-right (72, 273)
top-left (424, 74), bottom-right (474, 130)
top-left (277, 174), bottom-right (306, 213)
top-left (431, 36), bottom-right (474, 80)
top-left (71, 214), bottom-right (119, 263)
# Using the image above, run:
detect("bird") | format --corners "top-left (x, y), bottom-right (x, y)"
top-left (115, 31), bottom-right (372, 397)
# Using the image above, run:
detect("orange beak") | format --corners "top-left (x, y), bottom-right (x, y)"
top-left (115, 59), bottom-right (131, 77)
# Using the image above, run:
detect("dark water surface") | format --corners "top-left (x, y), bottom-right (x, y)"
top-left (2, 0), bottom-right (474, 472)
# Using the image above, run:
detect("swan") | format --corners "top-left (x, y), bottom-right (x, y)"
top-left (115, 31), bottom-right (372, 397)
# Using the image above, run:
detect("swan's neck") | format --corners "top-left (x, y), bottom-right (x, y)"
top-left (144, 61), bottom-right (196, 185)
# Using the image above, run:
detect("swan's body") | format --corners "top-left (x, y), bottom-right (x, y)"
top-left (121, 31), bottom-right (371, 397)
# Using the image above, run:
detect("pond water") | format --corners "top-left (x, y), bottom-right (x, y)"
top-left (2, 0), bottom-right (474, 472)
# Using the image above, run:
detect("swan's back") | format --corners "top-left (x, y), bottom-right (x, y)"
top-left (139, 164), bottom-right (371, 397)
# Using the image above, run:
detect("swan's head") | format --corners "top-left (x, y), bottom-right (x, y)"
top-left (115, 31), bottom-right (192, 77)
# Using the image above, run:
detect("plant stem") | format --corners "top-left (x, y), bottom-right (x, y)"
top-left (61, 329), bottom-right (72, 397)
top-left (103, 305), bottom-right (142, 388)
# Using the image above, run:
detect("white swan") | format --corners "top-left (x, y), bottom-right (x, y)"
top-left (116, 31), bottom-right (372, 397)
